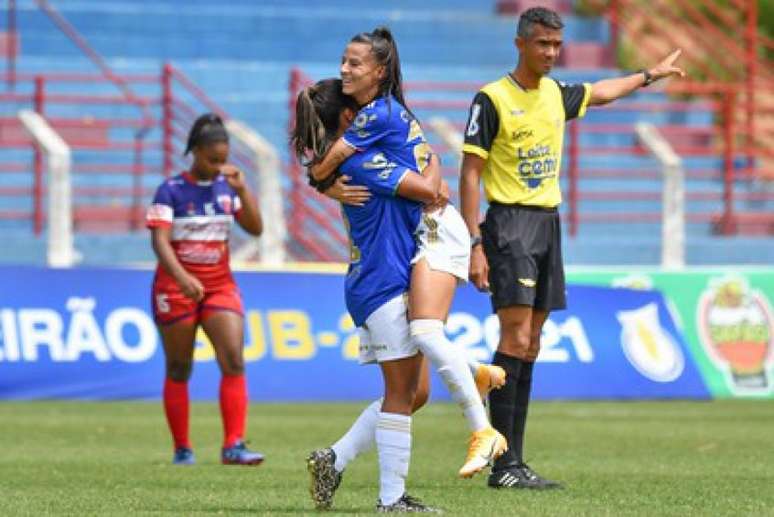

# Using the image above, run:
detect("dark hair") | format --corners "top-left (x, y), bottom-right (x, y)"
top-left (184, 113), bottom-right (229, 156)
top-left (349, 26), bottom-right (413, 116)
top-left (517, 7), bottom-right (564, 38)
top-left (290, 78), bottom-right (358, 165)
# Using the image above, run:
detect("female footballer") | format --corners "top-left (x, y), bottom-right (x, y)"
top-left (146, 113), bottom-right (264, 466)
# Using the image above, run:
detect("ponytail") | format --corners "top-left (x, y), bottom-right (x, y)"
top-left (292, 85), bottom-right (328, 165)
top-left (351, 26), bottom-right (413, 117)
top-left (290, 78), bottom-right (358, 165)
top-left (184, 113), bottom-right (228, 156)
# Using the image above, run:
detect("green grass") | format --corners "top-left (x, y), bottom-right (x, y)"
top-left (1, 401), bottom-right (773, 516)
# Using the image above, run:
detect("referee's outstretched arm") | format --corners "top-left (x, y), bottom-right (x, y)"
top-left (588, 49), bottom-right (685, 106)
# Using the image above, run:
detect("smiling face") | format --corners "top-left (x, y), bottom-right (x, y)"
top-left (191, 141), bottom-right (229, 179)
top-left (516, 23), bottom-right (563, 77)
top-left (340, 41), bottom-right (384, 106)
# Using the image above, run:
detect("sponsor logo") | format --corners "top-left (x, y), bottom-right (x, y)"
top-left (177, 242), bottom-right (223, 264)
top-left (611, 274), bottom-right (654, 290)
top-left (617, 303), bottom-right (684, 382)
top-left (217, 195), bottom-right (232, 215)
top-left (697, 276), bottom-right (774, 394)
top-left (518, 278), bottom-right (536, 287)
top-left (517, 145), bottom-right (558, 188)
top-left (421, 214), bottom-right (439, 243)
top-left (512, 128), bottom-right (533, 142)
top-left (363, 152), bottom-right (397, 180)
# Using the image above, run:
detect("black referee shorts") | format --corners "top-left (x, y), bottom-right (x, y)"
top-left (480, 202), bottom-right (566, 313)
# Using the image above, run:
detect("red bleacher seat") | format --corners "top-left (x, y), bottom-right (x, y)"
top-left (0, 117), bottom-right (32, 146)
top-left (0, 31), bottom-right (20, 56)
top-left (0, 117), bottom-right (110, 148)
top-left (557, 42), bottom-right (612, 68)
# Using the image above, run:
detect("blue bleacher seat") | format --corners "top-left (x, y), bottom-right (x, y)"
top-left (2, 1), bottom-right (771, 265)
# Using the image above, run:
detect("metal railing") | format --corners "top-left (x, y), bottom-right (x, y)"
top-left (17, 109), bottom-right (75, 267)
top-left (0, 0), bottom-right (285, 263)
top-left (603, 0), bottom-right (774, 187)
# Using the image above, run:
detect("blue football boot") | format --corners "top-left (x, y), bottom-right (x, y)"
top-left (172, 447), bottom-right (196, 465)
top-left (221, 440), bottom-right (265, 465)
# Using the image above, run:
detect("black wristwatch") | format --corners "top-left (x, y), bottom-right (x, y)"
top-left (639, 69), bottom-right (655, 87)
top-left (470, 235), bottom-right (483, 249)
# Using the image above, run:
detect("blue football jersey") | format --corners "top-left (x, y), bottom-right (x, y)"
top-left (340, 148), bottom-right (422, 326)
top-left (343, 95), bottom-right (433, 175)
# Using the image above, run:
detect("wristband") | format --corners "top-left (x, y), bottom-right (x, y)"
top-left (470, 235), bottom-right (483, 249)
top-left (639, 69), bottom-right (654, 87)
top-left (315, 170), bottom-right (341, 193)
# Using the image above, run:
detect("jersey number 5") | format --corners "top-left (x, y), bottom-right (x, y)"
top-left (156, 293), bottom-right (170, 313)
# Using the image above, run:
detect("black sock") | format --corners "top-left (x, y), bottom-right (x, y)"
top-left (512, 360), bottom-right (534, 465)
top-left (488, 351), bottom-right (522, 472)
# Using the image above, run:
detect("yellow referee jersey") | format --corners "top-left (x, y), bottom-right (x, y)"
top-left (462, 75), bottom-right (591, 207)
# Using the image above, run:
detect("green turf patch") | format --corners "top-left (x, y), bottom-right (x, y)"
top-left (0, 401), bottom-right (772, 515)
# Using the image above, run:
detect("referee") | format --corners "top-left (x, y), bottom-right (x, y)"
top-left (460, 7), bottom-right (684, 489)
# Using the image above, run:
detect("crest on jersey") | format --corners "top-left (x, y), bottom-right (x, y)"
top-left (186, 201), bottom-right (196, 216)
top-left (354, 112), bottom-right (377, 129)
top-left (217, 195), bottom-right (233, 214)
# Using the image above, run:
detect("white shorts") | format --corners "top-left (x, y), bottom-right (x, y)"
top-left (358, 293), bottom-right (417, 365)
top-left (411, 205), bottom-right (470, 283)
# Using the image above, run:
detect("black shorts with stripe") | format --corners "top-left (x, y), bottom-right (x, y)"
top-left (480, 202), bottom-right (566, 312)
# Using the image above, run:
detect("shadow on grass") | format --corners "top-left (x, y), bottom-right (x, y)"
top-left (195, 504), bottom-right (370, 514)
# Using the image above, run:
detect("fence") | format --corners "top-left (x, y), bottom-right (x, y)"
top-left (0, 65), bottom-right (285, 262)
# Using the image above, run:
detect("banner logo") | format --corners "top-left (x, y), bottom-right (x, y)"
top-left (617, 303), bottom-right (684, 382)
top-left (697, 277), bottom-right (774, 394)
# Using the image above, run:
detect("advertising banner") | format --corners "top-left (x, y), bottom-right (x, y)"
top-left (569, 269), bottom-right (774, 399)
top-left (0, 266), bottom-right (708, 400)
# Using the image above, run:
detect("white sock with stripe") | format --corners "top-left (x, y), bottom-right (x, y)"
top-left (376, 412), bottom-right (411, 506)
top-left (410, 319), bottom-right (489, 432)
top-left (331, 399), bottom-right (380, 472)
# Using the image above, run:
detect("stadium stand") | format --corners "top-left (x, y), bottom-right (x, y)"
top-left (1, 0), bottom-right (772, 265)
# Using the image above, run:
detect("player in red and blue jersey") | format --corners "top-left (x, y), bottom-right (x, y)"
top-left (146, 113), bottom-right (264, 466)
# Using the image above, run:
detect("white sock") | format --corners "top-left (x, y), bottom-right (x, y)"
top-left (410, 319), bottom-right (490, 432)
top-left (376, 412), bottom-right (411, 506)
top-left (331, 399), bottom-right (380, 472)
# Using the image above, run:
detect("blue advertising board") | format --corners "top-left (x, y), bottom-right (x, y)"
top-left (0, 266), bottom-right (709, 400)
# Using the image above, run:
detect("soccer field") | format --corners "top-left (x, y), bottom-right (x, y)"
top-left (1, 400), bottom-right (772, 516)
